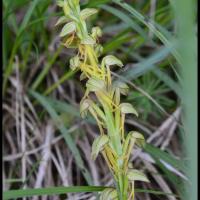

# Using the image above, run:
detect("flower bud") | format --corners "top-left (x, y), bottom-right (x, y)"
top-left (69, 56), bottom-right (80, 71)
top-left (91, 26), bottom-right (102, 38)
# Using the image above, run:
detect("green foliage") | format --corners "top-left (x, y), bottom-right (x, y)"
top-left (3, 0), bottom-right (196, 199)
top-left (127, 72), bottom-right (175, 120)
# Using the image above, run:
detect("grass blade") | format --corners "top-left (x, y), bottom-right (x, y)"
top-left (29, 90), bottom-right (93, 185)
top-left (144, 144), bottom-right (187, 173)
top-left (3, 186), bottom-right (108, 200)
top-left (3, 186), bottom-right (178, 200)
top-left (31, 46), bottom-right (63, 90)
top-left (100, 5), bottom-right (146, 38)
top-left (152, 68), bottom-right (181, 97)
top-left (3, 0), bottom-right (40, 95)
top-left (112, 0), bottom-right (180, 63)
top-left (120, 45), bottom-right (173, 81)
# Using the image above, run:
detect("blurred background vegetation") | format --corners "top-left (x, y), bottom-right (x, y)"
top-left (3, 0), bottom-right (197, 200)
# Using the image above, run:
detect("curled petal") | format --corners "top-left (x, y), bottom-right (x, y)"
top-left (99, 188), bottom-right (118, 200)
top-left (127, 169), bottom-right (149, 183)
top-left (120, 103), bottom-right (138, 117)
top-left (113, 81), bottom-right (129, 96)
top-left (80, 98), bottom-right (92, 118)
top-left (102, 55), bottom-right (123, 68)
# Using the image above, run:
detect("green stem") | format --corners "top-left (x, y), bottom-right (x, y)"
top-left (117, 173), bottom-right (128, 200)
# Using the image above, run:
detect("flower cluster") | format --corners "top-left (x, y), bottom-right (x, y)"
top-left (56, 1), bottom-right (149, 199)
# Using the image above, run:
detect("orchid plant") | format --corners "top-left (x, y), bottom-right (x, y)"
top-left (56, 1), bottom-right (149, 199)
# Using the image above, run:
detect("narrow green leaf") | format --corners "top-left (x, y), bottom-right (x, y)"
top-left (29, 90), bottom-right (93, 185)
top-left (99, 5), bottom-right (146, 38)
top-left (121, 45), bottom-right (174, 81)
top-left (3, 186), bottom-right (178, 200)
top-left (18, 0), bottom-right (40, 35)
top-left (3, 186), bottom-right (108, 200)
top-left (152, 68), bottom-right (182, 97)
top-left (112, 0), bottom-right (181, 63)
top-left (144, 144), bottom-right (187, 172)
top-left (31, 46), bottom-right (63, 90)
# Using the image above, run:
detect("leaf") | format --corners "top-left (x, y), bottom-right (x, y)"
top-left (99, 5), bottom-right (146, 38)
top-left (3, 186), bottom-right (108, 200)
top-left (31, 46), bottom-right (63, 90)
top-left (135, 188), bottom-right (178, 197)
top-left (112, 0), bottom-right (181, 64)
top-left (120, 45), bottom-right (174, 81)
top-left (127, 169), bottom-right (149, 182)
top-left (3, 186), bottom-right (178, 199)
top-left (80, 8), bottom-right (98, 20)
top-left (144, 144), bottom-right (187, 172)
top-left (120, 103), bottom-right (138, 117)
top-left (103, 29), bottom-right (133, 54)
top-left (91, 135), bottom-right (109, 160)
top-left (99, 188), bottom-right (118, 200)
top-left (102, 55), bottom-right (123, 68)
top-left (86, 78), bottom-right (105, 92)
top-left (3, 0), bottom-right (40, 95)
top-left (152, 68), bottom-right (182, 98)
top-left (55, 16), bottom-right (70, 26)
top-left (59, 22), bottom-right (76, 37)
